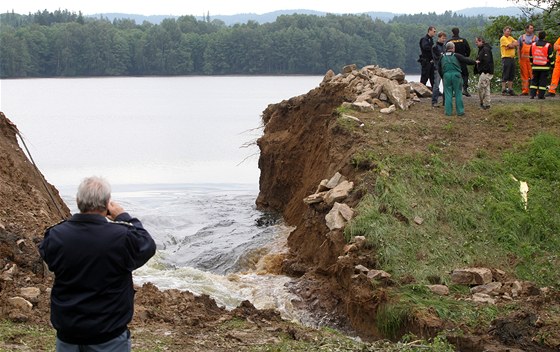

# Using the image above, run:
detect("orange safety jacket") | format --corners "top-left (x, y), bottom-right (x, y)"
top-left (520, 34), bottom-right (535, 59)
top-left (531, 42), bottom-right (552, 67)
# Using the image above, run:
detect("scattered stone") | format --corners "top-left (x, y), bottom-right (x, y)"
top-left (324, 181), bottom-right (354, 205)
top-left (20, 287), bottom-right (41, 303)
top-left (427, 284), bottom-right (449, 296)
top-left (343, 244), bottom-right (358, 254)
top-left (367, 269), bottom-right (391, 280)
top-left (409, 82), bottom-right (433, 98)
top-left (382, 80), bottom-right (408, 110)
top-left (491, 268), bottom-right (507, 282)
top-left (355, 90), bottom-right (374, 103)
top-left (380, 105), bottom-right (397, 114)
top-left (413, 216), bottom-right (424, 225)
top-left (364, 66), bottom-right (406, 82)
top-left (325, 172), bottom-right (343, 189)
top-left (470, 282), bottom-right (502, 295)
top-left (471, 293), bottom-right (496, 304)
top-left (325, 202), bottom-right (354, 230)
top-left (8, 297), bottom-right (33, 312)
top-left (322, 70), bottom-right (335, 83)
top-left (351, 101), bottom-right (375, 112)
top-left (340, 114), bottom-right (363, 124)
top-left (451, 268), bottom-right (493, 285)
top-left (0, 222), bottom-right (6, 232)
top-left (371, 98), bottom-right (388, 109)
top-left (303, 191), bottom-right (327, 205)
top-left (1, 263), bottom-right (17, 281)
top-left (355, 265), bottom-right (369, 274)
top-left (351, 236), bottom-right (367, 249)
top-left (316, 179), bottom-right (329, 193)
top-left (342, 64), bottom-right (357, 74)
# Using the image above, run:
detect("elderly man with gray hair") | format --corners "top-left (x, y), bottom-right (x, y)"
top-left (438, 41), bottom-right (478, 116)
top-left (39, 176), bottom-right (156, 352)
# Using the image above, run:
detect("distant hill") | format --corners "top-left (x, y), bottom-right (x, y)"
top-left (90, 6), bottom-right (525, 25)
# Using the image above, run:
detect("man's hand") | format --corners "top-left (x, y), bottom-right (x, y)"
top-left (107, 201), bottom-right (125, 220)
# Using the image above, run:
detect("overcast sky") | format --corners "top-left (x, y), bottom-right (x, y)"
top-left (4, 0), bottom-right (515, 17)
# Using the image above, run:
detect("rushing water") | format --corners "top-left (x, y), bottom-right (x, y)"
top-left (1, 74), bottom-right (421, 321)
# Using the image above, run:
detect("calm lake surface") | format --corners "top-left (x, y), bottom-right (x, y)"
top-left (0, 74), bottom-right (420, 321)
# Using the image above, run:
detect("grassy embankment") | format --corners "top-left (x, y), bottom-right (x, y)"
top-left (344, 102), bottom-right (560, 340)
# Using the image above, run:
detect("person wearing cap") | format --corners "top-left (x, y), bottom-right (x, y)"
top-left (39, 176), bottom-right (156, 352)
top-left (529, 31), bottom-right (554, 99)
top-left (438, 41), bottom-right (478, 116)
top-left (546, 25), bottom-right (560, 97)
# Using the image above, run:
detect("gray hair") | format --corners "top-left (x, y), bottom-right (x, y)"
top-left (76, 176), bottom-right (111, 213)
top-left (445, 41), bottom-right (455, 52)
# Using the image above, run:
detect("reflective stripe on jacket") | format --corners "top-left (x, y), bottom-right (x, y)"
top-left (531, 42), bottom-right (551, 66)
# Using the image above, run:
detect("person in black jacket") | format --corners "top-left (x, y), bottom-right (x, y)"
top-left (474, 36), bottom-right (495, 109)
top-left (431, 31), bottom-right (447, 107)
top-left (39, 176), bottom-right (156, 351)
top-left (419, 26), bottom-right (437, 89)
top-left (449, 27), bottom-right (472, 96)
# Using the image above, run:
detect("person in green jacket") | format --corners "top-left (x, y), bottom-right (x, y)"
top-left (438, 42), bottom-right (478, 116)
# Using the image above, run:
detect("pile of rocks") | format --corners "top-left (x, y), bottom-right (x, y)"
top-left (320, 64), bottom-right (432, 114)
top-left (303, 172), bottom-right (354, 230)
top-left (2, 263), bottom-right (45, 321)
top-left (427, 267), bottom-right (544, 304)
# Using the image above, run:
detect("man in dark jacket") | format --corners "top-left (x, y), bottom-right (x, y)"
top-left (439, 42), bottom-right (478, 116)
top-left (419, 26), bottom-right (436, 89)
top-left (474, 36), bottom-right (495, 109)
top-left (449, 27), bottom-right (472, 96)
top-left (529, 31), bottom-right (555, 99)
top-left (39, 176), bottom-right (156, 351)
top-left (431, 31), bottom-right (447, 107)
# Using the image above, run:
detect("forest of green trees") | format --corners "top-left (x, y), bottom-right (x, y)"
top-left (0, 8), bottom-right (553, 78)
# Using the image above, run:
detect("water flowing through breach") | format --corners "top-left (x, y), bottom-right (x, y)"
top-left (60, 184), bottom-right (303, 321)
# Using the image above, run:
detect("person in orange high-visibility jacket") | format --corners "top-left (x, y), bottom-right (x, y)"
top-left (518, 24), bottom-right (536, 95)
top-left (529, 31), bottom-right (555, 99)
top-left (547, 35), bottom-right (560, 97)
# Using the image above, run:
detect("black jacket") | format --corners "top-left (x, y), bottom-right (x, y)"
top-left (39, 212), bottom-right (156, 345)
top-left (449, 35), bottom-right (471, 57)
top-left (432, 41), bottom-right (445, 66)
top-left (475, 43), bottom-right (494, 75)
top-left (419, 34), bottom-right (434, 60)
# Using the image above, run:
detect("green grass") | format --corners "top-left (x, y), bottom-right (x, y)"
top-left (0, 320), bottom-right (55, 352)
top-left (345, 133), bottom-right (560, 288)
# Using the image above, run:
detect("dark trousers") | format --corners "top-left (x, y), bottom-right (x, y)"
top-left (530, 69), bottom-right (550, 98)
top-left (461, 64), bottom-right (469, 91)
top-left (420, 60), bottom-right (434, 89)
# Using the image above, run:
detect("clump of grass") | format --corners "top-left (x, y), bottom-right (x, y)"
top-left (351, 149), bottom-right (379, 170)
top-left (345, 133), bottom-right (560, 288)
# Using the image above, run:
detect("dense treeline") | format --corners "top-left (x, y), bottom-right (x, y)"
top-left (0, 10), bottom-right (491, 78)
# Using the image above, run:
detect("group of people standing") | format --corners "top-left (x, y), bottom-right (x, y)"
top-left (419, 24), bottom-right (559, 116)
